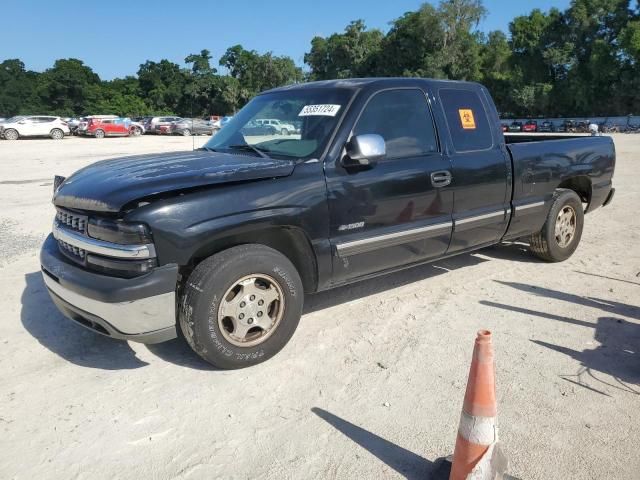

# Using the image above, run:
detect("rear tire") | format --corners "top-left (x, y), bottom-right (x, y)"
top-left (94, 129), bottom-right (105, 139)
top-left (3, 129), bottom-right (19, 140)
top-left (50, 128), bottom-right (64, 140)
top-left (179, 244), bottom-right (304, 369)
top-left (530, 189), bottom-right (584, 262)
top-left (130, 126), bottom-right (142, 136)
top-left (182, 129), bottom-right (191, 136)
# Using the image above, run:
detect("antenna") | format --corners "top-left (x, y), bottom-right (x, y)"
top-left (191, 92), bottom-right (195, 152)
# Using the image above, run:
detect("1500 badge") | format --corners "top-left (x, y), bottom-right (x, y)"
top-left (338, 222), bottom-right (365, 231)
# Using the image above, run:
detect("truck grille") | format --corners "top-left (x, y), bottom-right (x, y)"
top-left (56, 208), bottom-right (87, 234)
top-left (58, 238), bottom-right (86, 262)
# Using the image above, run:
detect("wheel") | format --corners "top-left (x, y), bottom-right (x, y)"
top-left (281, 128), bottom-right (288, 136)
top-left (94, 129), bottom-right (105, 139)
top-left (530, 189), bottom-right (584, 262)
top-left (3, 129), bottom-right (19, 140)
top-left (130, 126), bottom-right (142, 136)
top-left (182, 129), bottom-right (191, 136)
top-left (179, 244), bottom-right (304, 369)
top-left (50, 128), bottom-right (64, 140)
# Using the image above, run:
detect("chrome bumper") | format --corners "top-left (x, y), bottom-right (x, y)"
top-left (43, 270), bottom-right (176, 343)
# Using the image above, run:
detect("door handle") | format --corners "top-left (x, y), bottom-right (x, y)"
top-left (430, 170), bottom-right (452, 187)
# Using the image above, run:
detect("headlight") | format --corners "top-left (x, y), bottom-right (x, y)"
top-left (88, 218), bottom-right (153, 245)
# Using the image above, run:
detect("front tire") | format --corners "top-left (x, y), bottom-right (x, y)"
top-left (94, 129), bottom-right (105, 139)
top-left (530, 189), bottom-right (584, 262)
top-left (50, 128), bottom-right (64, 140)
top-left (182, 129), bottom-right (191, 136)
top-left (179, 244), bottom-right (304, 369)
top-left (3, 129), bottom-right (19, 140)
top-left (130, 126), bottom-right (142, 136)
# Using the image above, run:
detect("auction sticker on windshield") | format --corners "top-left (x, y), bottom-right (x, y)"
top-left (458, 109), bottom-right (476, 129)
top-left (299, 104), bottom-right (341, 117)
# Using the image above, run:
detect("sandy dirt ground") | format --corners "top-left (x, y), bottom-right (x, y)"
top-left (0, 134), bottom-right (638, 479)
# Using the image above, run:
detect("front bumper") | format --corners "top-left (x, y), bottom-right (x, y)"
top-left (40, 234), bottom-right (178, 343)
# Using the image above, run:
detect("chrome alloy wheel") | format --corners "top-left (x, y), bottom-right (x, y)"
top-left (554, 205), bottom-right (577, 248)
top-left (217, 274), bottom-right (285, 347)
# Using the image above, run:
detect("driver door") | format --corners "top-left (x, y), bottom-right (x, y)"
top-left (325, 88), bottom-right (454, 284)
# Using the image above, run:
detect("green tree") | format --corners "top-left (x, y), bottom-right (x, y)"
top-left (137, 59), bottom-right (188, 114)
top-left (220, 45), bottom-right (303, 104)
top-left (36, 58), bottom-right (101, 116)
top-left (0, 59), bottom-right (41, 116)
top-left (305, 20), bottom-right (384, 79)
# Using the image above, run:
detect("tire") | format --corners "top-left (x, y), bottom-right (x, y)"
top-left (179, 244), bottom-right (304, 369)
top-left (281, 128), bottom-right (288, 136)
top-left (50, 128), bottom-right (64, 140)
top-left (530, 189), bottom-right (584, 262)
top-left (182, 129), bottom-right (191, 137)
top-left (130, 126), bottom-right (142, 137)
top-left (3, 129), bottom-right (19, 140)
top-left (94, 129), bottom-right (105, 139)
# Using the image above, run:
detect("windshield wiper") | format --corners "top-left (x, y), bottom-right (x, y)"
top-left (226, 144), bottom-right (270, 159)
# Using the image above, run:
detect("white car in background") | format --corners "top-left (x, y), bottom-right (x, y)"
top-left (0, 116), bottom-right (70, 140)
top-left (255, 118), bottom-right (297, 135)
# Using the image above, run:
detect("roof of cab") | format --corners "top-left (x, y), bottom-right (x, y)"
top-left (263, 77), bottom-right (481, 94)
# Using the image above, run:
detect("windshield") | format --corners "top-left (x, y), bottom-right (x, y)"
top-left (5, 116), bottom-right (26, 123)
top-left (204, 88), bottom-right (353, 160)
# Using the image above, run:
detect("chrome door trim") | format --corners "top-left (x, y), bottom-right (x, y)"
top-left (53, 222), bottom-right (157, 259)
top-left (515, 200), bottom-right (545, 213)
top-left (336, 221), bottom-right (452, 257)
top-left (455, 210), bottom-right (505, 226)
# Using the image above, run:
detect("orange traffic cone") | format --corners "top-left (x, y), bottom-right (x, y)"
top-left (450, 330), bottom-right (505, 480)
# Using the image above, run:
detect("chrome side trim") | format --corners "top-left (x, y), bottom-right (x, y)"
top-left (53, 222), bottom-right (157, 259)
top-left (455, 210), bottom-right (505, 226)
top-left (515, 201), bottom-right (545, 213)
top-left (336, 221), bottom-right (452, 257)
top-left (43, 271), bottom-right (175, 335)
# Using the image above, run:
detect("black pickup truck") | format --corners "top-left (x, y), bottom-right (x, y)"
top-left (41, 78), bottom-right (616, 368)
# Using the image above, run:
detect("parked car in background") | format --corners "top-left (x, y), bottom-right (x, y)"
top-left (144, 116), bottom-right (182, 134)
top-left (170, 118), bottom-right (216, 136)
top-left (82, 117), bottom-right (132, 138)
top-left (508, 121), bottom-right (523, 132)
top-left (255, 118), bottom-right (297, 135)
top-left (522, 120), bottom-right (538, 132)
top-left (0, 116), bottom-right (69, 140)
top-left (501, 123), bottom-right (509, 132)
top-left (539, 121), bottom-right (555, 132)
top-left (240, 120), bottom-right (277, 136)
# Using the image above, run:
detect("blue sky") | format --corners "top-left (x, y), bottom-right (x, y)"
top-left (0, 0), bottom-right (570, 79)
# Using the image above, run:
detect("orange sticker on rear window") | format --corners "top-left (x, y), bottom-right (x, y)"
top-left (458, 109), bottom-right (476, 129)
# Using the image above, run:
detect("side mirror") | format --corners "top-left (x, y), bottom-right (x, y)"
top-left (344, 134), bottom-right (386, 167)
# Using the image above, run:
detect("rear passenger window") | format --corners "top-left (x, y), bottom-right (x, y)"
top-left (353, 89), bottom-right (438, 159)
top-left (439, 88), bottom-right (492, 152)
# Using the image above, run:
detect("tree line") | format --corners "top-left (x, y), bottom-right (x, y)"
top-left (1, 0), bottom-right (639, 119)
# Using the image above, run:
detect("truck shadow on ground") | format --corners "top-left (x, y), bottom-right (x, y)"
top-left (304, 243), bottom-right (537, 315)
top-left (20, 271), bottom-right (149, 370)
top-left (20, 244), bottom-right (536, 371)
top-left (481, 281), bottom-right (640, 396)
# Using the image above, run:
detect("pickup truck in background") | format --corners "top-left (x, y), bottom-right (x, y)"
top-left (41, 78), bottom-right (616, 369)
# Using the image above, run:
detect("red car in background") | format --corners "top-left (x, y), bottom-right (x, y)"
top-left (523, 120), bottom-right (538, 132)
top-left (83, 117), bottom-right (132, 138)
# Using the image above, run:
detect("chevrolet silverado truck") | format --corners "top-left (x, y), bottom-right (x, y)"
top-left (41, 78), bottom-right (616, 369)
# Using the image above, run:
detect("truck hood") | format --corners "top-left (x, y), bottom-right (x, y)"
top-left (53, 150), bottom-right (296, 213)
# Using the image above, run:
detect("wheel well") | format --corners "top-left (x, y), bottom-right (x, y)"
top-left (183, 227), bottom-right (318, 293)
top-left (557, 176), bottom-right (592, 205)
